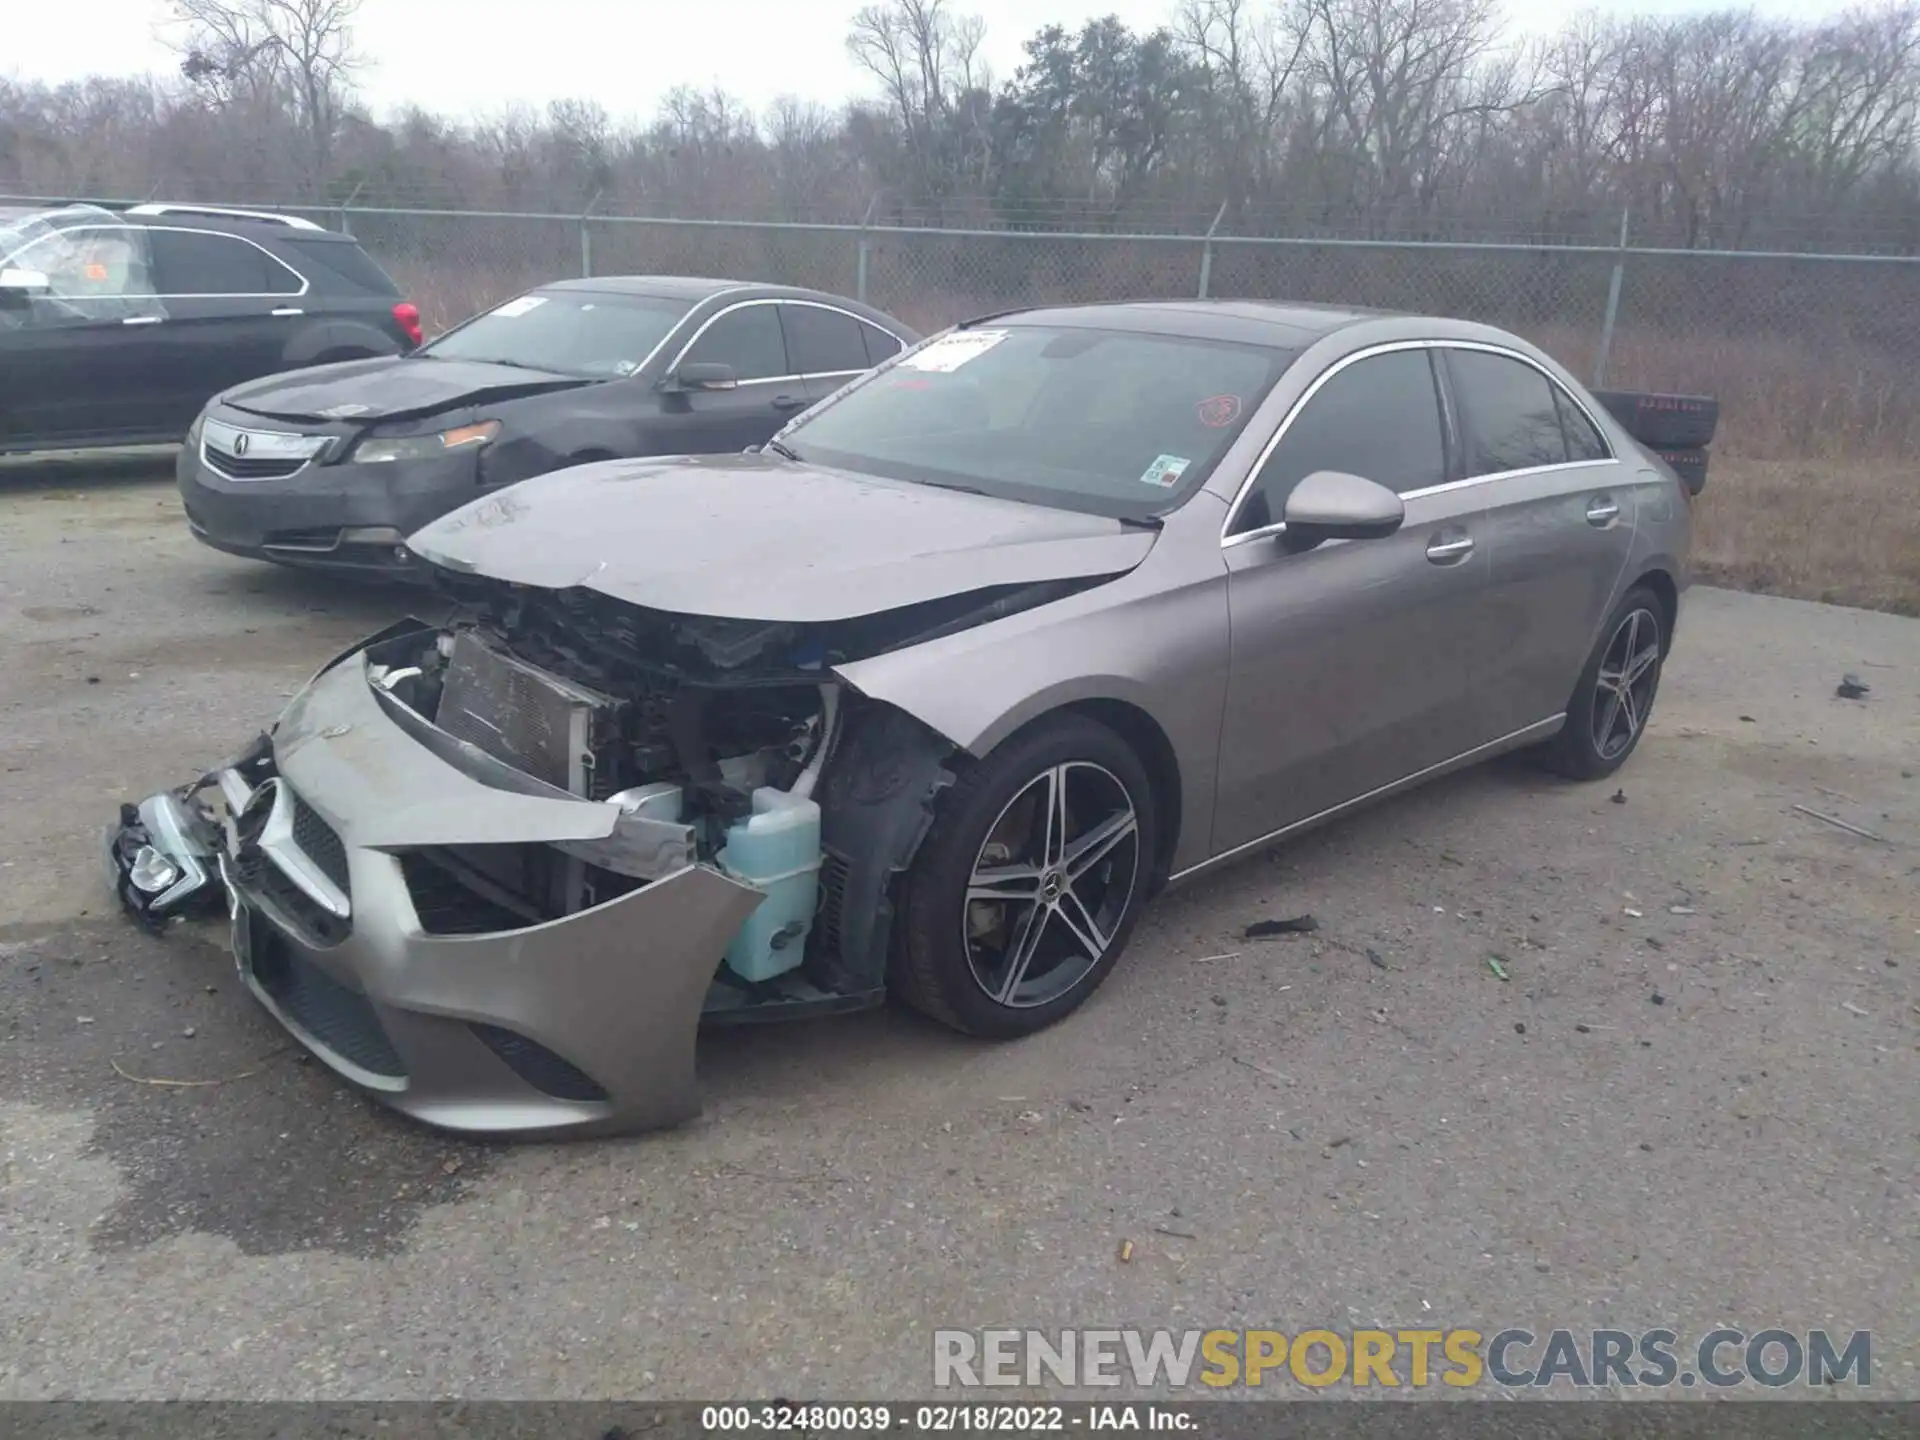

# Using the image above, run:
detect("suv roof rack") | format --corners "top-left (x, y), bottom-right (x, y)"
top-left (123, 203), bottom-right (326, 232)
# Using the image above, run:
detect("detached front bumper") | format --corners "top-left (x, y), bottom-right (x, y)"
top-left (111, 632), bottom-right (764, 1137)
top-left (176, 415), bottom-right (482, 575)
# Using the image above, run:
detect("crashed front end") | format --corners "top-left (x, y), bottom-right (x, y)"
top-left (108, 589), bottom-right (975, 1137)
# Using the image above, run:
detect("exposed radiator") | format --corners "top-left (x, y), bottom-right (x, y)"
top-left (435, 629), bottom-right (624, 796)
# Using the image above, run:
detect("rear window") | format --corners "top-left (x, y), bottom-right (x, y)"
top-left (422, 290), bottom-right (693, 379)
top-left (282, 237), bottom-right (400, 296)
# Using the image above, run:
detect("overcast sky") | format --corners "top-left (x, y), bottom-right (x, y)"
top-left (5, 0), bottom-right (1845, 123)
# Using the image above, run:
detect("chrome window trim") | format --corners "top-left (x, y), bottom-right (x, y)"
top-left (1219, 337), bottom-right (1619, 549)
top-left (663, 296), bottom-right (907, 385)
top-left (9, 222), bottom-right (310, 300)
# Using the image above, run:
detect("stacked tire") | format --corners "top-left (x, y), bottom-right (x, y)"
top-left (1590, 390), bottom-right (1717, 496)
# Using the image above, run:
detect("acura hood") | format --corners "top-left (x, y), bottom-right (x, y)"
top-left (407, 454), bottom-right (1157, 622)
top-left (222, 356), bottom-right (590, 423)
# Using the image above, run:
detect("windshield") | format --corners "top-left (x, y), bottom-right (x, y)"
top-left (422, 291), bottom-right (692, 378)
top-left (776, 324), bottom-right (1293, 518)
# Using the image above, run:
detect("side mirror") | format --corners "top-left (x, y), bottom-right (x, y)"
top-left (0, 267), bottom-right (50, 308)
top-left (668, 361), bottom-right (739, 392)
top-left (1280, 470), bottom-right (1406, 548)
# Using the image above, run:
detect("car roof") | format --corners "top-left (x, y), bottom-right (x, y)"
top-left (989, 298), bottom-right (1399, 348)
top-left (539, 276), bottom-right (880, 305)
top-left (542, 276), bottom-right (766, 300)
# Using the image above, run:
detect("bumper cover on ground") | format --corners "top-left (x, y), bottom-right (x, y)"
top-left (116, 643), bottom-right (766, 1137)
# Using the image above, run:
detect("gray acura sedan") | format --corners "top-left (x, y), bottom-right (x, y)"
top-left (110, 299), bottom-right (1702, 1137)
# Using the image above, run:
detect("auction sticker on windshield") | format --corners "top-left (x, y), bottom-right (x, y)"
top-left (1140, 454), bottom-right (1191, 487)
top-left (902, 329), bottom-right (1009, 372)
top-left (492, 295), bottom-right (548, 318)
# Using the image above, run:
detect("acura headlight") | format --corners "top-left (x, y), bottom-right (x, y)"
top-left (353, 420), bottom-right (499, 464)
top-left (185, 412), bottom-right (205, 448)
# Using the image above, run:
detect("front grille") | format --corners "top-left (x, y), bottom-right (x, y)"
top-left (233, 845), bottom-right (350, 947)
top-left (290, 793), bottom-right (351, 895)
top-left (204, 444), bottom-right (308, 481)
top-left (469, 1023), bottom-right (608, 1102)
top-left (248, 926), bottom-right (405, 1079)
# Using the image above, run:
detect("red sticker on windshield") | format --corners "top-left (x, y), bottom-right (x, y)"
top-left (1197, 394), bottom-right (1241, 427)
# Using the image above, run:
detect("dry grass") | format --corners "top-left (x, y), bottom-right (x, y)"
top-left (1693, 457), bottom-right (1920, 615)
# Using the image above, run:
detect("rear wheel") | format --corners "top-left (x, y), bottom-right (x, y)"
top-left (1537, 585), bottom-right (1667, 780)
top-left (890, 714), bottom-right (1156, 1038)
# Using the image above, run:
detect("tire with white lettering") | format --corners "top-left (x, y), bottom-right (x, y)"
top-left (1591, 390), bottom-right (1719, 449)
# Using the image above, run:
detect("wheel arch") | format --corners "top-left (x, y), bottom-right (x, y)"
top-left (1631, 566), bottom-right (1680, 654)
top-left (1058, 698), bottom-right (1182, 891)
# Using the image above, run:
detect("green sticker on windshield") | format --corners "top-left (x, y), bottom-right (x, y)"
top-left (1140, 454), bottom-right (1190, 488)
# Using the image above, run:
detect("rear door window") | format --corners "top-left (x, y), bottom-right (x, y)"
top-left (861, 321), bottom-right (903, 366)
top-left (149, 229), bottom-right (298, 295)
top-left (681, 304), bottom-right (789, 381)
top-left (1445, 349), bottom-right (1577, 476)
top-left (781, 304), bottom-right (870, 376)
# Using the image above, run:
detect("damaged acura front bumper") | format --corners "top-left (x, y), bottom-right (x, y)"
top-left (108, 621), bottom-right (774, 1137)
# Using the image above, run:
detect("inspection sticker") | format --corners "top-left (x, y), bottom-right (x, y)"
top-left (1139, 453), bottom-right (1191, 487)
top-left (901, 328), bottom-right (1009, 372)
top-left (492, 295), bottom-right (548, 318)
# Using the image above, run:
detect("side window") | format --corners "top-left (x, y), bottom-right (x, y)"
top-left (1555, 387), bottom-right (1610, 462)
top-left (1447, 349), bottom-right (1571, 476)
top-left (860, 322), bottom-right (903, 366)
top-left (782, 304), bottom-right (870, 375)
top-left (149, 229), bottom-right (294, 295)
top-left (681, 304), bottom-right (788, 381)
top-left (18, 228), bottom-right (156, 300)
top-left (1233, 349), bottom-right (1446, 534)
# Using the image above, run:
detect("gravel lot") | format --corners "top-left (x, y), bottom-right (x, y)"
top-left (2, 460), bottom-right (1915, 1400)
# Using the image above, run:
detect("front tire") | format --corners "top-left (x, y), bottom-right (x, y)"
top-left (1537, 585), bottom-right (1667, 780)
top-left (890, 714), bottom-right (1157, 1039)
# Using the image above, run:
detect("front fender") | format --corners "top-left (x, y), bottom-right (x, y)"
top-left (831, 545), bottom-right (1230, 876)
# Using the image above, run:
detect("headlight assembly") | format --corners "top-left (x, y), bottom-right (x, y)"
top-left (353, 420), bottom-right (499, 464)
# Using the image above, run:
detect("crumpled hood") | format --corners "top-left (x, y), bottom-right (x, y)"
top-left (222, 356), bottom-right (589, 423)
top-left (406, 453), bottom-right (1158, 623)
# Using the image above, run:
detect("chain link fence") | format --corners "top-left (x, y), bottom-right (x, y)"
top-left (308, 205), bottom-right (1920, 465)
top-left (8, 194), bottom-right (1919, 464)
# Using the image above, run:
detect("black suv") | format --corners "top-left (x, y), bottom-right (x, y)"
top-left (0, 202), bottom-right (420, 454)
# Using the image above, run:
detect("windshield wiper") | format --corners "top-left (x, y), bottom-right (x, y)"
top-left (765, 439), bottom-right (802, 462)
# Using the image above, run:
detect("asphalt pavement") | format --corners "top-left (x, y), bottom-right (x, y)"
top-left (2, 461), bottom-right (1915, 1400)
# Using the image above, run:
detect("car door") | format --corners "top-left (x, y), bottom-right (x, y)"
top-left (1436, 345), bottom-right (1637, 740)
top-left (779, 301), bottom-right (892, 403)
top-left (0, 224), bottom-right (170, 444)
top-left (1211, 344), bottom-right (1495, 856)
top-left (663, 300), bottom-right (806, 452)
top-left (146, 227), bottom-right (308, 430)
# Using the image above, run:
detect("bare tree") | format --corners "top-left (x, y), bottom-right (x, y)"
top-left (847, 0), bottom-right (991, 211)
top-left (169, 0), bottom-right (363, 191)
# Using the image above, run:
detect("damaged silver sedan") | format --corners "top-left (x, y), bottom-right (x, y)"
top-left (111, 301), bottom-right (1696, 1136)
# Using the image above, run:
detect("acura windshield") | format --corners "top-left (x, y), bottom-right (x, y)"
top-left (422, 290), bottom-right (691, 378)
top-left (776, 323), bottom-right (1293, 518)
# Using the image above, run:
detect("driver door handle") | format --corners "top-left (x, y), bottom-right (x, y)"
top-left (121, 315), bottom-right (163, 326)
top-left (771, 394), bottom-right (808, 412)
top-left (270, 307), bottom-right (304, 317)
top-left (1425, 533), bottom-right (1475, 564)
